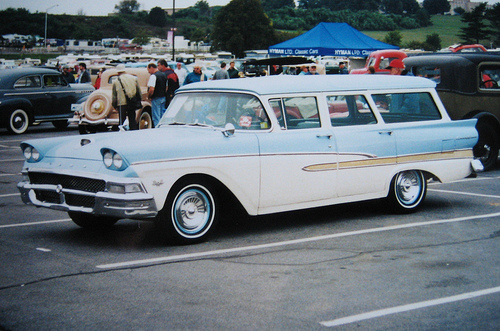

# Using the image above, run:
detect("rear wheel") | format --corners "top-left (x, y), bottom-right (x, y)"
top-left (8, 109), bottom-right (30, 134)
top-left (387, 170), bottom-right (426, 213)
top-left (155, 179), bottom-right (219, 244)
top-left (68, 211), bottom-right (118, 229)
top-left (474, 122), bottom-right (499, 171)
top-left (139, 110), bottom-right (152, 130)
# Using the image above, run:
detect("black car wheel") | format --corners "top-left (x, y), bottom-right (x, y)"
top-left (474, 122), bottom-right (499, 171)
top-left (8, 109), bottom-right (30, 134)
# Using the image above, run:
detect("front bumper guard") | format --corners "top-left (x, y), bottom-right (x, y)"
top-left (18, 181), bottom-right (158, 219)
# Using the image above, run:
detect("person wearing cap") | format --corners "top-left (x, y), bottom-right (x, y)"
top-left (338, 62), bottom-right (348, 74)
top-left (112, 64), bottom-right (142, 130)
top-left (309, 64), bottom-right (319, 75)
top-left (386, 59), bottom-right (420, 113)
top-left (386, 59), bottom-right (407, 76)
top-left (184, 65), bottom-right (206, 85)
top-left (61, 65), bottom-right (75, 83)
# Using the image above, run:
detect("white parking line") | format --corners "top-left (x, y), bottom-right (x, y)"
top-left (320, 286), bottom-right (500, 327)
top-left (0, 173), bottom-right (18, 177)
top-left (0, 193), bottom-right (19, 198)
top-left (429, 188), bottom-right (500, 199)
top-left (0, 219), bottom-right (71, 229)
top-left (96, 211), bottom-right (500, 269)
top-left (0, 159), bottom-right (24, 162)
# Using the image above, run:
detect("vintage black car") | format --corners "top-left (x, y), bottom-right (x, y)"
top-left (404, 53), bottom-right (500, 170)
top-left (0, 67), bottom-right (94, 134)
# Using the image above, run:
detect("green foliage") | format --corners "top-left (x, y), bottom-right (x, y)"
top-left (423, 0), bottom-right (450, 15)
top-left (148, 7), bottom-right (167, 27)
top-left (459, 3), bottom-right (492, 44)
top-left (486, 3), bottom-right (500, 46)
top-left (384, 30), bottom-right (403, 47)
top-left (114, 0), bottom-right (141, 14)
top-left (211, 0), bottom-right (276, 58)
top-left (262, 0), bottom-right (296, 11)
top-left (132, 29), bottom-right (151, 45)
top-left (423, 32), bottom-right (441, 51)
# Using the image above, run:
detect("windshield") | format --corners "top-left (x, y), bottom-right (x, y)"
top-left (159, 92), bottom-right (270, 130)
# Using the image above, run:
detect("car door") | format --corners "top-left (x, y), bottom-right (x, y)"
top-left (257, 96), bottom-right (338, 213)
top-left (12, 74), bottom-right (51, 118)
top-left (40, 73), bottom-right (74, 119)
top-left (330, 94), bottom-right (397, 197)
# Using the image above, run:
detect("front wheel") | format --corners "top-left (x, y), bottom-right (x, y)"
top-left (387, 170), bottom-right (427, 213)
top-left (138, 110), bottom-right (152, 130)
top-left (52, 120), bottom-right (69, 130)
top-left (155, 180), bottom-right (218, 244)
top-left (68, 211), bottom-right (118, 229)
top-left (8, 109), bottom-right (30, 134)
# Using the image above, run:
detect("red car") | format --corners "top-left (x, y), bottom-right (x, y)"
top-left (350, 50), bottom-right (407, 75)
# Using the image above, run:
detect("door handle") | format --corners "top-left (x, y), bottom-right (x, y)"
top-left (316, 134), bottom-right (332, 139)
top-left (378, 130), bottom-right (393, 136)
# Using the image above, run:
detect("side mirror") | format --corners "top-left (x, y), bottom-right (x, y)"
top-left (222, 123), bottom-right (235, 137)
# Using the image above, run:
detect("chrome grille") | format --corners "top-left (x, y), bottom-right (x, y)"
top-left (29, 172), bottom-right (105, 193)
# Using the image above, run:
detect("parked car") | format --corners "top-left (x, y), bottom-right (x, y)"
top-left (404, 53), bottom-right (500, 170)
top-left (0, 67), bottom-right (94, 134)
top-left (69, 67), bottom-right (152, 133)
top-left (18, 75), bottom-right (481, 245)
top-left (447, 44), bottom-right (487, 53)
top-left (350, 49), bottom-right (407, 75)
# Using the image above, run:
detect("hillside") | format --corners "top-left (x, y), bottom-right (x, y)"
top-left (362, 15), bottom-right (468, 49)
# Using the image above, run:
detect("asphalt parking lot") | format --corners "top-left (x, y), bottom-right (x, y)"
top-left (1, 124), bottom-right (499, 330)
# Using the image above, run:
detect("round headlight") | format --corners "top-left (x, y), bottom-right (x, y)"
top-left (31, 148), bottom-right (40, 161)
top-left (23, 146), bottom-right (32, 160)
top-left (113, 153), bottom-right (123, 169)
top-left (103, 151), bottom-right (113, 168)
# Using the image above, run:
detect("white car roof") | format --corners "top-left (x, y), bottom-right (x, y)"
top-left (177, 74), bottom-right (436, 95)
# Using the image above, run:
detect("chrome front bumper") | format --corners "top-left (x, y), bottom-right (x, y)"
top-left (18, 180), bottom-right (158, 219)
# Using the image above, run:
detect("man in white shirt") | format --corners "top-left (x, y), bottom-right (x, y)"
top-left (174, 62), bottom-right (188, 86)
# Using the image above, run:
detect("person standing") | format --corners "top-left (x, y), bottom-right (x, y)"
top-left (227, 61), bottom-right (239, 79)
top-left (157, 59), bottom-right (179, 107)
top-left (112, 64), bottom-right (141, 130)
top-left (183, 65), bottom-right (206, 85)
top-left (147, 63), bottom-right (167, 127)
top-left (213, 62), bottom-right (230, 80)
top-left (175, 62), bottom-right (188, 86)
top-left (77, 62), bottom-right (91, 83)
top-left (338, 62), bottom-right (349, 74)
top-left (61, 65), bottom-right (75, 83)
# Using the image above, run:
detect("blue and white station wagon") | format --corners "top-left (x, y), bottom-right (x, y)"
top-left (18, 75), bottom-right (482, 244)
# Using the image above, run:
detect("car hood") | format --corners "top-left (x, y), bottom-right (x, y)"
top-left (23, 126), bottom-right (258, 165)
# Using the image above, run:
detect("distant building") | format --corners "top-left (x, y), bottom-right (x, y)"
top-left (449, 0), bottom-right (492, 14)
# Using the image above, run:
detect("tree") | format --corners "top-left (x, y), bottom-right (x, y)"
top-left (423, 33), bottom-right (441, 51)
top-left (114, 0), bottom-right (140, 14)
top-left (486, 3), bottom-right (500, 46)
top-left (133, 29), bottom-right (150, 45)
top-left (459, 3), bottom-right (491, 44)
top-left (384, 30), bottom-right (403, 47)
top-left (423, 0), bottom-right (450, 15)
top-left (262, 0), bottom-right (296, 11)
top-left (211, 0), bottom-right (276, 58)
top-left (148, 6), bottom-right (167, 27)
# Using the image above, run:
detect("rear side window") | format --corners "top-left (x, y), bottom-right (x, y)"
top-left (43, 74), bottom-right (67, 87)
top-left (327, 95), bottom-right (377, 127)
top-left (270, 97), bottom-right (320, 130)
top-left (414, 66), bottom-right (441, 84)
top-left (14, 75), bottom-right (41, 88)
top-left (373, 92), bottom-right (442, 123)
top-left (479, 65), bottom-right (500, 90)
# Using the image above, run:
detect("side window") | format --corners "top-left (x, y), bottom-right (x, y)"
top-left (373, 92), bottom-right (442, 123)
top-left (327, 95), bottom-right (376, 127)
top-left (269, 97), bottom-right (320, 129)
top-left (43, 75), bottom-right (66, 87)
top-left (479, 65), bottom-right (500, 90)
top-left (414, 66), bottom-right (441, 84)
top-left (14, 76), bottom-right (41, 88)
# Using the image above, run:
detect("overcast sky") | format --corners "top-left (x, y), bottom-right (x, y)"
top-left (0, 0), bottom-right (498, 16)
